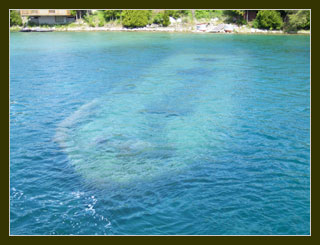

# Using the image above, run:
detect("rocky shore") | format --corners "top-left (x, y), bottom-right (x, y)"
top-left (11, 24), bottom-right (310, 35)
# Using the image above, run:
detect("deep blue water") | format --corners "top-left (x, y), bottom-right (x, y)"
top-left (10, 32), bottom-right (310, 235)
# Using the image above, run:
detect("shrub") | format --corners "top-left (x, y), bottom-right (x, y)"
top-left (254, 10), bottom-right (283, 30)
top-left (10, 10), bottom-right (22, 26)
top-left (122, 10), bottom-right (149, 28)
top-left (84, 14), bottom-right (96, 27)
top-left (98, 20), bottom-right (105, 27)
top-left (83, 11), bottom-right (106, 27)
top-left (252, 19), bottom-right (259, 29)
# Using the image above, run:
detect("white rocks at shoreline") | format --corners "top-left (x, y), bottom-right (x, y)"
top-left (59, 25), bottom-right (190, 33)
top-left (13, 25), bottom-right (309, 35)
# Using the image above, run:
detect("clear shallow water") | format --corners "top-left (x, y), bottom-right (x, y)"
top-left (10, 32), bottom-right (310, 235)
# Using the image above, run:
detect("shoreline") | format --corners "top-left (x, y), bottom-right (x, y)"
top-left (10, 25), bottom-right (310, 35)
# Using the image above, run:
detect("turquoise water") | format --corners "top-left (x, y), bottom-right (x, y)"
top-left (10, 32), bottom-right (310, 235)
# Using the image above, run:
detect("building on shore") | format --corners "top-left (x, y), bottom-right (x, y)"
top-left (20, 10), bottom-right (75, 25)
top-left (244, 10), bottom-right (258, 22)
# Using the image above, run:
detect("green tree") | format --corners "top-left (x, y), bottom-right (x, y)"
top-left (284, 10), bottom-right (310, 32)
top-left (70, 10), bottom-right (86, 20)
top-left (104, 10), bottom-right (122, 21)
top-left (195, 10), bottom-right (215, 20)
top-left (10, 10), bottom-right (22, 26)
top-left (166, 10), bottom-right (190, 19)
top-left (70, 10), bottom-right (77, 17)
top-left (152, 11), bottom-right (170, 27)
top-left (83, 13), bottom-right (95, 27)
top-left (253, 10), bottom-right (283, 30)
top-left (97, 11), bottom-right (106, 26)
top-left (82, 11), bottom-right (106, 27)
top-left (122, 10), bottom-right (149, 28)
top-left (223, 10), bottom-right (246, 25)
top-left (162, 11), bottom-right (170, 27)
top-left (152, 12), bottom-right (163, 24)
